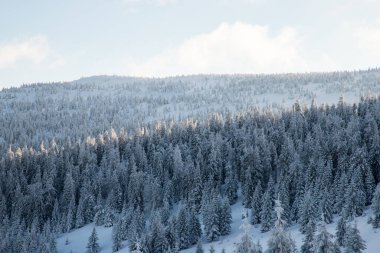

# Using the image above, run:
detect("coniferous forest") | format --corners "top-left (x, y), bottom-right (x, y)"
top-left (1, 90), bottom-right (380, 252)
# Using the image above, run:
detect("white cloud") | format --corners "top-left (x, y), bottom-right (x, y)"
top-left (0, 36), bottom-right (50, 68)
top-left (126, 22), bottom-right (336, 77)
top-left (0, 36), bottom-right (54, 69)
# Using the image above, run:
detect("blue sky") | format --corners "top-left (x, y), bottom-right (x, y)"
top-left (1, 0), bottom-right (380, 87)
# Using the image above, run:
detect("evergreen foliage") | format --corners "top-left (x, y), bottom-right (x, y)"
top-left (86, 228), bottom-right (100, 253)
top-left (266, 198), bottom-right (297, 253)
top-left (0, 94), bottom-right (378, 252)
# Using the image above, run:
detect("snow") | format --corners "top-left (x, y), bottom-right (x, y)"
top-left (49, 70), bottom-right (380, 253)
top-left (57, 198), bottom-right (379, 253)
top-left (57, 224), bottom-right (130, 253)
top-left (2, 69), bottom-right (380, 150)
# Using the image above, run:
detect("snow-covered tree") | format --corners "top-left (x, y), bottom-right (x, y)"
top-left (299, 191), bottom-right (316, 234)
top-left (301, 219), bottom-right (315, 253)
top-left (251, 181), bottom-right (263, 225)
top-left (176, 206), bottom-right (190, 249)
top-left (335, 217), bottom-right (347, 247)
top-left (195, 240), bottom-right (204, 253)
top-left (371, 183), bottom-right (380, 228)
top-left (112, 219), bottom-right (123, 252)
top-left (236, 216), bottom-right (262, 253)
top-left (187, 207), bottom-right (202, 245)
top-left (261, 189), bottom-right (274, 232)
top-left (312, 214), bottom-right (340, 253)
top-left (219, 197), bottom-right (232, 235)
top-left (344, 222), bottom-right (366, 253)
top-left (86, 228), bottom-right (100, 253)
top-left (266, 198), bottom-right (297, 253)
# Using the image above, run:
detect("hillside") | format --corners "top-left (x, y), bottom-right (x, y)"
top-left (57, 199), bottom-right (378, 253)
top-left (1, 70), bottom-right (379, 154)
top-left (1, 71), bottom-right (380, 253)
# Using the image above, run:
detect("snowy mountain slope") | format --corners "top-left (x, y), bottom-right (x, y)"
top-left (2, 70), bottom-right (380, 253)
top-left (1, 69), bottom-right (380, 154)
top-left (57, 198), bottom-right (378, 253)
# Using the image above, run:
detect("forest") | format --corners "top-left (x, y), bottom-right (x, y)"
top-left (1, 94), bottom-right (380, 252)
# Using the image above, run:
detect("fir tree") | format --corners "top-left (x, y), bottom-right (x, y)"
top-left (187, 207), bottom-right (202, 245)
top-left (344, 222), bottom-right (366, 253)
top-left (335, 217), bottom-right (347, 247)
top-left (236, 216), bottom-right (262, 253)
top-left (112, 219), bottom-right (123, 252)
top-left (301, 219), bottom-right (315, 253)
top-left (195, 240), bottom-right (204, 253)
top-left (131, 239), bottom-right (143, 253)
top-left (104, 207), bottom-right (115, 227)
top-left (86, 228), bottom-right (100, 253)
top-left (177, 206), bottom-right (190, 249)
top-left (318, 188), bottom-right (333, 224)
top-left (371, 183), bottom-right (380, 228)
top-left (261, 189), bottom-right (273, 232)
top-left (150, 215), bottom-right (168, 253)
top-left (312, 214), bottom-right (340, 253)
top-left (48, 237), bottom-right (58, 253)
top-left (251, 181), bottom-right (263, 225)
top-left (265, 198), bottom-right (297, 253)
top-left (299, 191), bottom-right (316, 234)
top-left (224, 163), bottom-right (238, 205)
top-left (219, 197), bottom-right (232, 236)
top-left (75, 197), bottom-right (85, 228)
top-left (203, 194), bottom-right (221, 242)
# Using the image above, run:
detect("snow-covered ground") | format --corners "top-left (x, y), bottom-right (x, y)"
top-left (57, 198), bottom-right (378, 253)
top-left (50, 70), bottom-right (380, 252)
top-left (2, 69), bottom-right (380, 152)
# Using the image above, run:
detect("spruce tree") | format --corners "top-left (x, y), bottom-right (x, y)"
top-left (312, 214), bottom-right (340, 253)
top-left (219, 197), bottom-right (232, 236)
top-left (318, 188), bottom-right (333, 224)
top-left (251, 181), bottom-right (263, 225)
top-left (261, 189), bottom-right (273, 232)
top-left (265, 198), bottom-right (297, 253)
top-left (203, 194), bottom-right (221, 242)
top-left (236, 216), bottom-right (262, 253)
top-left (195, 240), bottom-right (204, 253)
top-left (301, 219), bottom-right (315, 253)
top-left (299, 191), bottom-right (316, 234)
top-left (371, 183), bottom-right (380, 228)
top-left (177, 206), bottom-right (189, 249)
top-left (335, 217), bottom-right (347, 247)
top-left (86, 228), bottom-right (100, 253)
top-left (187, 207), bottom-right (202, 245)
top-left (224, 163), bottom-right (238, 204)
top-left (150, 214), bottom-right (168, 253)
top-left (48, 237), bottom-right (58, 253)
top-left (344, 223), bottom-right (366, 253)
top-left (112, 219), bottom-right (123, 252)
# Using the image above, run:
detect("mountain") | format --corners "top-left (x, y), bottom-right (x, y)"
top-left (1, 69), bottom-right (379, 154)
top-left (1, 70), bottom-right (380, 253)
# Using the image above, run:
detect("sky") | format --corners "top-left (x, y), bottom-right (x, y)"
top-left (1, 0), bottom-right (380, 87)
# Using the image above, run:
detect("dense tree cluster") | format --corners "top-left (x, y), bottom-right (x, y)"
top-left (1, 95), bottom-right (380, 252)
top-left (1, 69), bottom-right (380, 157)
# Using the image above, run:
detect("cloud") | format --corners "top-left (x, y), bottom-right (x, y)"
top-left (126, 22), bottom-right (335, 77)
top-left (0, 36), bottom-right (55, 69)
